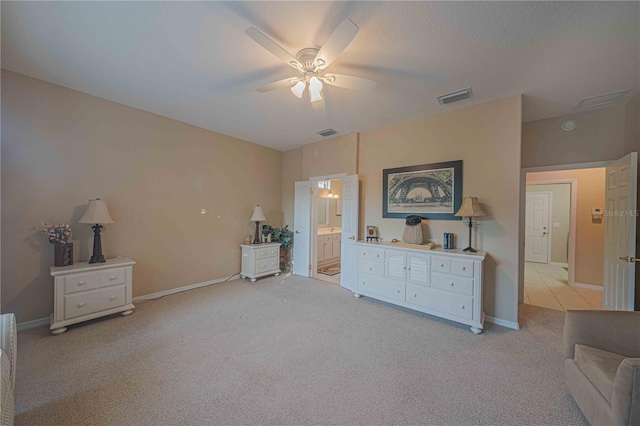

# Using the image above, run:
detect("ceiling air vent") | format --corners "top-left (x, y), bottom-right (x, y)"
top-left (317, 129), bottom-right (338, 137)
top-left (576, 90), bottom-right (628, 110)
top-left (437, 87), bottom-right (473, 105)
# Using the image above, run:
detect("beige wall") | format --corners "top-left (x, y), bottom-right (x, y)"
top-left (526, 169), bottom-right (606, 286)
top-left (281, 148), bottom-right (303, 227)
top-left (522, 106), bottom-right (627, 168)
top-left (2, 71), bottom-right (283, 323)
top-left (625, 93), bottom-right (640, 154)
top-left (359, 95), bottom-right (522, 323)
top-left (526, 184), bottom-right (571, 264)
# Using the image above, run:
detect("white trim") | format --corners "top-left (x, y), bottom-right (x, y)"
top-left (550, 261), bottom-right (569, 268)
top-left (573, 282), bottom-right (604, 292)
top-left (522, 161), bottom-right (610, 173)
top-left (17, 317), bottom-right (49, 331)
top-left (308, 173), bottom-right (348, 181)
top-left (485, 315), bottom-right (520, 330)
top-left (133, 274), bottom-right (241, 302)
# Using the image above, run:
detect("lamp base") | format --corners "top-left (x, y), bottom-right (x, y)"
top-left (89, 224), bottom-right (106, 264)
top-left (88, 254), bottom-right (106, 264)
top-left (253, 221), bottom-right (261, 245)
top-left (462, 247), bottom-right (478, 253)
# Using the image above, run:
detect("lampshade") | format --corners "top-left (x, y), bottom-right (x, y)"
top-left (291, 81), bottom-right (306, 99)
top-left (250, 205), bottom-right (266, 222)
top-left (79, 198), bottom-right (114, 224)
top-left (454, 197), bottom-right (486, 218)
top-left (309, 76), bottom-right (323, 102)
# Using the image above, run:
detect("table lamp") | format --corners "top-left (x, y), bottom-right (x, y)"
top-left (79, 198), bottom-right (114, 263)
top-left (454, 197), bottom-right (486, 252)
top-left (250, 205), bottom-right (266, 244)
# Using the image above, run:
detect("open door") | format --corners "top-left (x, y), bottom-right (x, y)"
top-left (293, 180), bottom-right (311, 277)
top-left (603, 152), bottom-right (637, 310)
top-left (340, 174), bottom-right (359, 292)
top-left (525, 192), bottom-right (550, 263)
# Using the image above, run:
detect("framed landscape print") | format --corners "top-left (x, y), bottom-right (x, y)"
top-left (382, 160), bottom-right (463, 220)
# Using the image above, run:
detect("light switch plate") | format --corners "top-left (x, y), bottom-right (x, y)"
top-left (553, 223), bottom-right (561, 228)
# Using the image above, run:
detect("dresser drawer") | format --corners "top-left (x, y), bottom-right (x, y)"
top-left (357, 246), bottom-right (385, 263)
top-left (406, 284), bottom-right (473, 320)
top-left (432, 272), bottom-right (474, 296)
top-left (256, 257), bottom-right (279, 272)
top-left (99, 267), bottom-right (126, 287)
top-left (357, 260), bottom-right (384, 277)
top-left (65, 285), bottom-right (126, 320)
top-left (357, 274), bottom-right (405, 302)
top-left (431, 256), bottom-right (451, 274)
top-left (332, 234), bottom-right (341, 241)
top-left (255, 247), bottom-right (271, 260)
top-left (64, 271), bottom-right (100, 294)
top-left (452, 259), bottom-right (474, 278)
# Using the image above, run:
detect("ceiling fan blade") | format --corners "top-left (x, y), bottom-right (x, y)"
top-left (314, 19), bottom-right (359, 70)
top-left (256, 78), bottom-right (297, 93)
top-left (245, 27), bottom-right (301, 70)
top-left (311, 98), bottom-right (325, 112)
top-left (323, 74), bottom-right (377, 91)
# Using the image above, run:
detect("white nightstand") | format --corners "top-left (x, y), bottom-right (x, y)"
top-left (49, 257), bottom-right (135, 334)
top-left (240, 243), bottom-right (281, 282)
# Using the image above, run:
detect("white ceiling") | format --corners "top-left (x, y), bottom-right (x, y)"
top-left (2, 1), bottom-right (638, 151)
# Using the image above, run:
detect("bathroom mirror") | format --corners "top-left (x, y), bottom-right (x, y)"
top-left (317, 197), bottom-right (330, 226)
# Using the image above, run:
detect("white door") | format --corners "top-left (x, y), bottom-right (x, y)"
top-left (340, 174), bottom-right (359, 292)
top-left (525, 193), bottom-right (550, 263)
top-left (293, 181), bottom-right (311, 277)
top-left (603, 152), bottom-right (637, 310)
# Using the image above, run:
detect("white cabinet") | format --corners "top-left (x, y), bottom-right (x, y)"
top-left (241, 243), bottom-right (281, 283)
top-left (50, 257), bottom-right (136, 335)
top-left (355, 242), bottom-right (485, 334)
top-left (317, 232), bottom-right (341, 266)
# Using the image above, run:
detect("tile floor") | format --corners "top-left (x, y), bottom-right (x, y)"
top-left (524, 261), bottom-right (603, 312)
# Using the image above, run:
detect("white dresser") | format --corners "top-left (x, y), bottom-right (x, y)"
top-left (50, 257), bottom-right (135, 335)
top-left (355, 241), bottom-right (485, 334)
top-left (240, 243), bottom-right (281, 282)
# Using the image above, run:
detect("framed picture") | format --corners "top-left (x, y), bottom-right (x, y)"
top-left (382, 160), bottom-right (463, 220)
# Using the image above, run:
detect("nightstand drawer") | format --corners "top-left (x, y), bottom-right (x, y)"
top-left (267, 246), bottom-right (279, 258)
top-left (256, 257), bottom-right (279, 272)
top-left (357, 274), bottom-right (404, 302)
top-left (406, 284), bottom-right (473, 320)
top-left (65, 285), bottom-right (126, 320)
top-left (358, 246), bottom-right (384, 263)
top-left (452, 259), bottom-right (474, 278)
top-left (64, 272), bottom-right (100, 294)
top-left (99, 267), bottom-right (126, 287)
top-left (255, 247), bottom-right (271, 260)
top-left (358, 259), bottom-right (384, 276)
top-left (432, 272), bottom-right (474, 296)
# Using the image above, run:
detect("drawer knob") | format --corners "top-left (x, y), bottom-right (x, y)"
top-left (77, 302), bottom-right (85, 308)
top-left (78, 281), bottom-right (86, 285)
top-left (362, 281), bottom-right (366, 285)
top-left (109, 276), bottom-right (117, 281)
top-left (461, 266), bottom-right (466, 270)
top-left (376, 254), bottom-right (380, 258)
top-left (460, 305), bottom-right (465, 309)
top-left (403, 266), bottom-right (406, 270)
top-left (450, 282), bottom-right (455, 286)
top-left (397, 290), bottom-right (400, 294)
top-left (363, 252), bottom-right (366, 256)
top-left (440, 263), bottom-right (444, 267)
top-left (369, 267), bottom-right (372, 271)
top-left (414, 294), bottom-right (417, 297)
top-left (109, 296), bottom-right (116, 301)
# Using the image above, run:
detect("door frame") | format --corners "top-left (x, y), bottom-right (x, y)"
top-left (518, 161), bottom-right (610, 304)
top-left (526, 181), bottom-right (577, 286)
top-left (524, 191), bottom-right (553, 265)
top-left (308, 173), bottom-right (347, 280)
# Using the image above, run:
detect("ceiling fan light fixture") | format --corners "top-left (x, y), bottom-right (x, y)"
top-left (309, 76), bottom-right (324, 102)
top-left (291, 81), bottom-right (306, 98)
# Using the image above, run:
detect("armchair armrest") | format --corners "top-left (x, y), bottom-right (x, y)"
top-left (0, 315), bottom-right (16, 389)
top-left (611, 358), bottom-right (640, 425)
top-left (563, 310), bottom-right (640, 359)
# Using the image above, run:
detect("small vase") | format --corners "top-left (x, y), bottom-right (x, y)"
top-left (54, 243), bottom-right (73, 267)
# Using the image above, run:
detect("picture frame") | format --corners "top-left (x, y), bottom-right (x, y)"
top-left (382, 160), bottom-right (463, 220)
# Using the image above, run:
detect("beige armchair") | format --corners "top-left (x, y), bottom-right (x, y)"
top-left (0, 314), bottom-right (16, 426)
top-left (564, 310), bottom-right (640, 425)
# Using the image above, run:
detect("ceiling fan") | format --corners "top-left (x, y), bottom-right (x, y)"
top-left (245, 19), bottom-right (377, 105)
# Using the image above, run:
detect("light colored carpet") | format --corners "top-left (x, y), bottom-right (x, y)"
top-left (15, 274), bottom-right (586, 425)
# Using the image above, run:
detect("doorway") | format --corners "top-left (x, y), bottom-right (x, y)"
top-left (521, 167), bottom-right (607, 312)
top-left (316, 179), bottom-right (343, 285)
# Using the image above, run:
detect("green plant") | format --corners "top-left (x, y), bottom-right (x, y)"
top-left (271, 225), bottom-right (293, 249)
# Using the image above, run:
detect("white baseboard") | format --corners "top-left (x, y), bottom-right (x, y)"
top-left (485, 315), bottom-right (520, 330)
top-left (572, 282), bottom-right (603, 292)
top-left (133, 273), bottom-right (241, 302)
top-left (550, 262), bottom-right (569, 268)
top-left (17, 317), bottom-right (49, 331)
